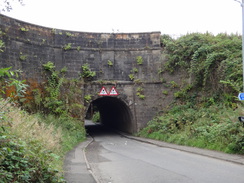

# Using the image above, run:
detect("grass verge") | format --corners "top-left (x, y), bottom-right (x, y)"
top-left (0, 98), bottom-right (86, 182)
top-left (138, 104), bottom-right (244, 154)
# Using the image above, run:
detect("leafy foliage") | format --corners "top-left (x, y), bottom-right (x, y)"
top-left (0, 67), bottom-right (28, 104)
top-left (0, 31), bottom-right (85, 182)
top-left (0, 28), bottom-right (5, 53)
top-left (0, 67), bottom-right (13, 78)
top-left (63, 43), bottom-right (72, 51)
top-left (139, 33), bottom-right (244, 154)
top-left (20, 27), bottom-right (29, 32)
top-left (107, 60), bottom-right (113, 66)
top-left (81, 63), bottom-right (96, 79)
top-left (136, 56), bottom-right (143, 65)
top-left (0, 138), bottom-right (65, 183)
top-left (162, 33), bottom-right (242, 103)
top-left (41, 62), bottom-right (66, 115)
top-left (21, 62), bottom-right (84, 120)
top-left (138, 104), bottom-right (244, 154)
top-left (136, 87), bottom-right (145, 99)
top-left (84, 94), bottom-right (92, 103)
top-left (128, 74), bottom-right (135, 81)
top-left (0, 40), bottom-right (4, 52)
top-left (0, 99), bottom-right (67, 182)
top-left (92, 111), bottom-right (100, 123)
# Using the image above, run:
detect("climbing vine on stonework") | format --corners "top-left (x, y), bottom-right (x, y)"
top-left (136, 56), bottom-right (143, 65)
top-left (42, 61), bottom-right (67, 115)
top-left (136, 86), bottom-right (145, 100)
top-left (0, 29), bottom-right (5, 52)
top-left (81, 63), bottom-right (96, 80)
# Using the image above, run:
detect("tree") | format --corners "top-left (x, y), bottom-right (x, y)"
top-left (0, 0), bottom-right (24, 12)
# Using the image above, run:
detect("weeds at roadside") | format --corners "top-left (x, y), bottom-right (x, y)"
top-left (0, 99), bottom-right (86, 182)
top-left (138, 104), bottom-right (244, 154)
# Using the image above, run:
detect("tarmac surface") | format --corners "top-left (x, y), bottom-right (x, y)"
top-left (64, 130), bottom-right (244, 183)
top-left (64, 136), bottom-right (96, 183)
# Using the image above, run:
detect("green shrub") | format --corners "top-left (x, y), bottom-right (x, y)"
top-left (136, 56), bottom-right (143, 65)
top-left (161, 33), bottom-right (242, 96)
top-left (128, 74), bottom-right (135, 81)
top-left (63, 43), bottom-right (72, 50)
top-left (0, 100), bottom-right (69, 182)
top-left (107, 60), bottom-right (113, 66)
top-left (138, 104), bottom-right (244, 154)
top-left (0, 40), bottom-right (5, 52)
top-left (0, 137), bottom-right (65, 183)
top-left (92, 112), bottom-right (100, 123)
top-left (81, 63), bottom-right (96, 79)
top-left (0, 98), bottom-right (86, 182)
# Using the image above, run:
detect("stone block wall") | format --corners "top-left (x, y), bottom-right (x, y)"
top-left (0, 14), bottom-right (161, 82)
top-left (0, 14), bottom-right (177, 133)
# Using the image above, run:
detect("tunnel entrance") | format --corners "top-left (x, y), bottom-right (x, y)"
top-left (85, 96), bottom-right (134, 134)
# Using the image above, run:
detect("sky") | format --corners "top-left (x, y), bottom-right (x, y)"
top-left (1, 0), bottom-right (243, 37)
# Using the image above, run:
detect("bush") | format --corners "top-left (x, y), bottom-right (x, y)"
top-left (138, 104), bottom-right (244, 154)
top-left (139, 33), bottom-right (244, 154)
top-left (0, 137), bottom-right (65, 182)
top-left (92, 112), bottom-right (100, 123)
top-left (161, 33), bottom-right (242, 101)
top-left (0, 99), bottom-right (86, 182)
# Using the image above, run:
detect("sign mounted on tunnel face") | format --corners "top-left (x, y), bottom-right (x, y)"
top-left (98, 86), bottom-right (119, 96)
top-left (99, 87), bottom-right (109, 96)
top-left (109, 86), bottom-right (119, 96)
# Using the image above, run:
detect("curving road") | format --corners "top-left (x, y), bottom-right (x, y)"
top-left (85, 123), bottom-right (244, 183)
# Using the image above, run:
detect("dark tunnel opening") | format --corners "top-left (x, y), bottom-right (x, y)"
top-left (85, 96), bottom-right (134, 134)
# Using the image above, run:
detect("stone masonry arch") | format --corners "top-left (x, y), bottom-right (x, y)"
top-left (0, 14), bottom-right (179, 133)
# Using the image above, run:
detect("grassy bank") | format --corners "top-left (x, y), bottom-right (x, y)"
top-left (137, 33), bottom-right (244, 155)
top-left (0, 98), bottom-right (86, 182)
top-left (138, 104), bottom-right (244, 154)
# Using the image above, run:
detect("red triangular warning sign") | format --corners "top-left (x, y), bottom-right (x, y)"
top-left (99, 87), bottom-right (108, 96)
top-left (109, 87), bottom-right (119, 96)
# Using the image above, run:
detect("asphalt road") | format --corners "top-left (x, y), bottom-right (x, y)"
top-left (85, 124), bottom-right (244, 183)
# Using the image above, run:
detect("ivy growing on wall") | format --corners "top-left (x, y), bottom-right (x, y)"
top-left (81, 63), bottom-right (96, 80)
top-left (107, 60), bottom-right (113, 67)
top-left (63, 43), bottom-right (72, 50)
top-left (136, 56), bottom-right (143, 65)
top-left (41, 61), bottom-right (67, 115)
top-left (0, 29), bottom-right (5, 52)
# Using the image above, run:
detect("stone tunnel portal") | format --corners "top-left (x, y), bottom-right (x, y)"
top-left (86, 97), bottom-right (134, 134)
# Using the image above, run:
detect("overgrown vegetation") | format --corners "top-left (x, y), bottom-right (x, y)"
top-left (0, 60), bottom-right (86, 181)
top-left (81, 63), bottom-right (96, 80)
top-left (41, 61), bottom-right (67, 115)
top-left (20, 27), bottom-right (29, 32)
top-left (136, 56), bottom-right (143, 65)
top-left (136, 87), bottom-right (145, 100)
top-left (107, 60), bottom-right (113, 67)
top-left (139, 104), bottom-right (244, 154)
top-left (0, 99), bottom-right (85, 182)
top-left (63, 43), bottom-right (72, 50)
top-left (92, 111), bottom-right (100, 123)
top-left (138, 33), bottom-right (244, 154)
top-left (161, 33), bottom-right (242, 95)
